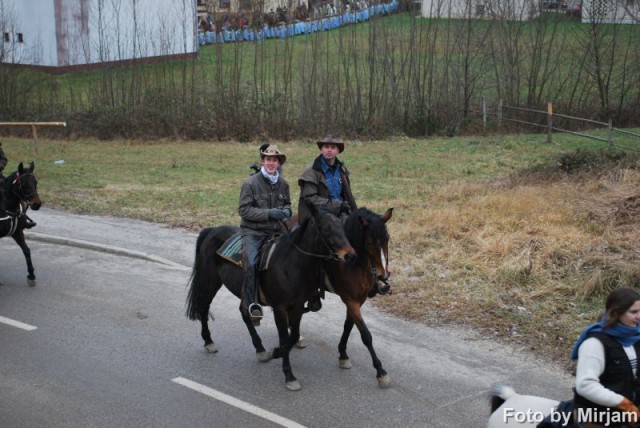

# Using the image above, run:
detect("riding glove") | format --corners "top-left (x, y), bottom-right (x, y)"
top-left (340, 201), bottom-right (351, 214)
top-left (268, 208), bottom-right (288, 220)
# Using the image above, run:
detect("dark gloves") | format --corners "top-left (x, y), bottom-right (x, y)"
top-left (268, 208), bottom-right (291, 220)
top-left (340, 201), bottom-right (351, 214)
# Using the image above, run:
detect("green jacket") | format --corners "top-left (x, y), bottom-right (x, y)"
top-left (238, 172), bottom-right (291, 236)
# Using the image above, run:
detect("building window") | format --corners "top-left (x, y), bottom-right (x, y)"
top-left (3, 32), bottom-right (9, 42)
top-left (17, 33), bottom-right (23, 43)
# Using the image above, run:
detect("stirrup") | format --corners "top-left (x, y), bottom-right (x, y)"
top-left (248, 303), bottom-right (263, 319)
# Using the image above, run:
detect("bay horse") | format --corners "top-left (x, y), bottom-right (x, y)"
top-left (186, 209), bottom-right (356, 391)
top-left (0, 162), bottom-right (42, 286)
top-left (322, 207), bottom-right (393, 388)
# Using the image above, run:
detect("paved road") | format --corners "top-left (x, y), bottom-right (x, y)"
top-left (0, 208), bottom-right (574, 427)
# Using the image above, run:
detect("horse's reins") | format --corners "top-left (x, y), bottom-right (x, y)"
top-left (289, 217), bottom-right (343, 261)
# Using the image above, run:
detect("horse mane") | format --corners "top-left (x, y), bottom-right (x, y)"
top-left (277, 214), bottom-right (313, 253)
top-left (344, 207), bottom-right (388, 252)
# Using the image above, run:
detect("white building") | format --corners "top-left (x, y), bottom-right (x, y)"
top-left (421, 0), bottom-right (538, 21)
top-left (0, 0), bottom-right (198, 70)
top-left (582, 0), bottom-right (637, 24)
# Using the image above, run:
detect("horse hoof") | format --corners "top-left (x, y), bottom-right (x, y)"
top-left (295, 336), bottom-right (306, 349)
top-left (27, 278), bottom-right (36, 287)
top-left (286, 380), bottom-right (301, 391)
top-left (339, 358), bottom-right (352, 369)
top-left (257, 350), bottom-right (273, 362)
top-left (377, 374), bottom-right (392, 388)
top-left (204, 343), bottom-right (219, 353)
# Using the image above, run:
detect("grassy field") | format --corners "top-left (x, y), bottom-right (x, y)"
top-left (3, 130), bottom-right (640, 369)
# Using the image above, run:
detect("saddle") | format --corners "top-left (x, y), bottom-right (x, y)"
top-left (216, 232), bottom-right (279, 271)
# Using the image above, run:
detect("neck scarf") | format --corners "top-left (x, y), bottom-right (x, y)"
top-left (320, 156), bottom-right (342, 201)
top-left (261, 166), bottom-right (279, 184)
top-left (570, 315), bottom-right (640, 360)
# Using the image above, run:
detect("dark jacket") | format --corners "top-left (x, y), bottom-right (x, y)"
top-left (238, 172), bottom-right (291, 237)
top-left (574, 332), bottom-right (640, 423)
top-left (0, 143), bottom-right (7, 176)
top-left (297, 155), bottom-right (357, 224)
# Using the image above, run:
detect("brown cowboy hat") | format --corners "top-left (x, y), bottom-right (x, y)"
top-left (260, 144), bottom-right (287, 164)
top-left (316, 136), bottom-right (344, 153)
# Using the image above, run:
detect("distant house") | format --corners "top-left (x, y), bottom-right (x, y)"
top-left (582, 0), bottom-right (637, 24)
top-left (0, 0), bottom-right (198, 71)
top-left (421, 0), bottom-right (539, 21)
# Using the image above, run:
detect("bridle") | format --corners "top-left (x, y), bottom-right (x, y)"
top-left (292, 215), bottom-right (344, 261)
top-left (11, 171), bottom-right (37, 201)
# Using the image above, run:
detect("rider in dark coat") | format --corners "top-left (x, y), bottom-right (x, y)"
top-left (239, 145), bottom-right (291, 324)
top-left (297, 136), bottom-right (358, 311)
top-left (0, 143), bottom-right (36, 228)
top-left (0, 142), bottom-right (7, 217)
top-left (297, 136), bottom-right (357, 225)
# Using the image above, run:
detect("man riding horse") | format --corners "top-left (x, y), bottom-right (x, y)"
top-left (0, 142), bottom-right (36, 229)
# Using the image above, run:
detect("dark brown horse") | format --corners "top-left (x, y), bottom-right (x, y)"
top-left (186, 209), bottom-right (356, 390)
top-left (322, 207), bottom-right (393, 387)
top-left (0, 162), bottom-right (42, 286)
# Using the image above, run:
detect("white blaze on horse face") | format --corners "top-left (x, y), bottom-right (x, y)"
top-left (380, 248), bottom-right (388, 273)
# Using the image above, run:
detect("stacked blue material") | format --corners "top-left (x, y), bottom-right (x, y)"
top-left (198, 0), bottom-right (399, 46)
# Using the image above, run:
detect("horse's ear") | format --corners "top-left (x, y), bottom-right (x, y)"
top-left (382, 208), bottom-right (393, 223)
top-left (29, 161), bottom-right (35, 172)
top-left (18, 162), bottom-right (24, 173)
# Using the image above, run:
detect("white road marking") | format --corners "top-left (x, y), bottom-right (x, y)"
top-left (0, 315), bottom-right (38, 331)
top-left (172, 377), bottom-right (307, 428)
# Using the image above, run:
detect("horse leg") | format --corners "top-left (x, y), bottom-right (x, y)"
top-left (12, 231), bottom-right (35, 285)
top-left (239, 305), bottom-right (271, 362)
top-left (338, 315), bottom-right (355, 369)
top-left (344, 301), bottom-right (391, 388)
top-left (272, 307), bottom-right (301, 391)
top-left (199, 311), bottom-right (218, 353)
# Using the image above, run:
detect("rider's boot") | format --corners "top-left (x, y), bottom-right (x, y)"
top-left (24, 216), bottom-right (36, 229)
top-left (305, 287), bottom-right (323, 312)
top-left (242, 270), bottom-right (262, 326)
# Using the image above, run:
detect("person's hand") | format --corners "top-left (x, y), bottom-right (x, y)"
top-left (340, 201), bottom-right (351, 214)
top-left (268, 208), bottom-right (287, 220)
top-left (617, 398), bottom-right (640, 423)
top-left (282, 208), bottom-right (292, 218)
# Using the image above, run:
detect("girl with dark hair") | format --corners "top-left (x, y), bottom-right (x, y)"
top-left (571, 287), bottom-right (640, 427)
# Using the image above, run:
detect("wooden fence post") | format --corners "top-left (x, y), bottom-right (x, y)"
top-left (498, 99), bottom-right (503, 132)
top-left (608, 119), bottom-right (613, 150)
top-left (546, 102), bottom-right (553, 144)
top-left (31, 125), bottom-right (38, 156)
top-left (482, 96), bottom-right (487, 130)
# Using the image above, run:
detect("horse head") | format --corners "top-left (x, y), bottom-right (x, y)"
top-left (312, 207), bottom-right (357, 264)
top-left (348, 207), bottom-right (393, 285)
top-left (11, 162), bottom-right (42, 210)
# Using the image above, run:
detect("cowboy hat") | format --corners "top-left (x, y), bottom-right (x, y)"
top-left (316, 136), bottom-right (344, 153)
top-left (260, 144), bottom-right (287, 164)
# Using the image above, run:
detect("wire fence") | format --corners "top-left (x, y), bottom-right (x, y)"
top-left (477, 98), bottom-right (640, 153)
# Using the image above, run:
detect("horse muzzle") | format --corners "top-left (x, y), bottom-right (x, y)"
top-left (336, 246), bottom-right (357, 264)
top-left (28, 197), bottom-right (42, 210)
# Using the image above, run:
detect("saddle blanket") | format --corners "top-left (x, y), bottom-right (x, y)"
top-left (216, 233), bottom-right (278, 271)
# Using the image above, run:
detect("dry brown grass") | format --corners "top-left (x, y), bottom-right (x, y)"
top-left (377, 163), bottom-right (640, 368)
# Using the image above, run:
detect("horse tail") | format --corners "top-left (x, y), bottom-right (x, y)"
top-left (186, 227), bottom-right (216, 321)
top-left (489, 384), bottom-right (517, 413)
